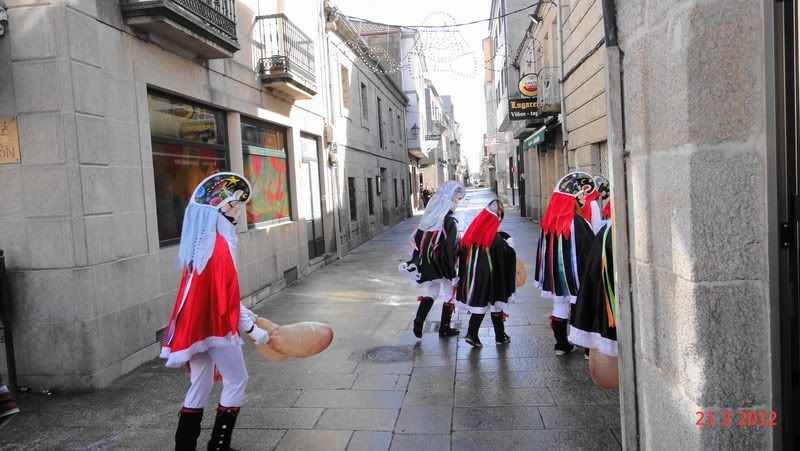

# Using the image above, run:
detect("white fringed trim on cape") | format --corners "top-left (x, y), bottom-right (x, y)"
top-left (455, 299), bottom-right (511, 315)
top-left (160, 333), bottom-right (243, 368)
top-left (568, 327), bottom-right (618, 357)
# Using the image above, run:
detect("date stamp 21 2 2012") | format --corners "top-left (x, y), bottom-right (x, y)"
top-left (695, 410), bottom-right (778, 428)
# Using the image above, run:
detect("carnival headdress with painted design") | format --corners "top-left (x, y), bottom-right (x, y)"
top-left (461, 199), bottom-right (504, 250)
top-left (542, 172), bottom-right (595, 238)
top-left (594, 174), bottom-right (612, 219)
top-left (594, 175), bottom-right (610, 199)
top-left (178, 172), bottom-right (252, 274)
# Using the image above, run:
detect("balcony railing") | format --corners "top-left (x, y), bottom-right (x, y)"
top-left (119, 0), bottom-right (239, 59)
top-left (256, 14), bottom-right (317, 99)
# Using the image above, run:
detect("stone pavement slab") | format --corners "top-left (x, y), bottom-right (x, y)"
top-left (3, 189), bottom-right (621, 450)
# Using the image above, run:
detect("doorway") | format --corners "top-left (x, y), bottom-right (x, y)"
top-left (299, 134), bottom-right (324, 260)
top-left (776, 0), bottom-right (800, 446)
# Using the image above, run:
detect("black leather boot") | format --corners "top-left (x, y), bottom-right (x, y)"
top-left (413, 296), bottom-right (434, 338)
top-left (464, 313), bottom-right (485, 348)
top-left (207, 406), bottom-right (239, 451)
top-left (550, 315), bottom-right (574, 356)
top-left (175, 407), bottom-right (203, 451)
top-left (438, 302), bottom-right (459, 337)
top-left (491, 313), bottom-right (510, 345)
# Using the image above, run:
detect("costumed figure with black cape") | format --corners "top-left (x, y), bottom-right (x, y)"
top-left (569, 216), bottom-right (619, 389)
top-left (161, 173), bottom-right (271, 451)
top-left (534, 172), bottom-right (596, 355)
top-left (399, 181), bottom-right (466, 338)
top-left (456, 199), bottom-right (517, 348)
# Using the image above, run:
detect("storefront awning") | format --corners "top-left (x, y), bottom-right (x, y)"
top-left (523, 126), bottom-right (546, 150)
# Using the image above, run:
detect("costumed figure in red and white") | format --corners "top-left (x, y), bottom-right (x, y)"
top-left (399, 181), bottom-right (466, 338)
top-left (533, 172), bottom-right (596, 356)
top-left (161, 173), bottom-right (270, 451)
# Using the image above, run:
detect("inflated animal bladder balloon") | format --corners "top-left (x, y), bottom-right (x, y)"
top-left (253, 317), bottom-right (333, 360)
top-left (588, 348), bottom-right (619, 389)
top-left (515, 257), bottom-right (527, 287)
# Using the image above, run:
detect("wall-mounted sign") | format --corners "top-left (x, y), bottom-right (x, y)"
top-left (518, 74), bottom-right (538, 98)
top-left (0, 117), bottom-right (21, 164)
top-left (523, 126), bottom-right (546, 150)
top-left (508, 98), bottom-right (560, 121)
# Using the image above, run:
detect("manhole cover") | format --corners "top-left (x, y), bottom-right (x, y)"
top-left (363, 346), bottom-right (415, 363)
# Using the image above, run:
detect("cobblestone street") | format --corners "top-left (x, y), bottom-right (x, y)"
top-left (1, 189), bottom-right (620, 450)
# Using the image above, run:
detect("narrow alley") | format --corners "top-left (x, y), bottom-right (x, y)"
top-left (1, 189), bottom-right (620, 450)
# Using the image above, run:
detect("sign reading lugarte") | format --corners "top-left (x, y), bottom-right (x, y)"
top-left (0, 117), bottom-right (21, 164)
top-left (508, 98), bottom-right (539, 120)
top-left (508, 98), bottom-right (560, 121)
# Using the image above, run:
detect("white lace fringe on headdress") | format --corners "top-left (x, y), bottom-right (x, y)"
top-left (417, 181), bottom-right (466, 232)
top-left (178, 203), bottom-right (222, 274)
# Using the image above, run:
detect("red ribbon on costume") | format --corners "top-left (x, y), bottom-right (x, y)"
top-left (540, 192), bottom-right (579, 238)
top-left (581, 190), bottom-right (600, 223)
top-left (602, 200), bottom-right (612, 220)
top-left (492, 311), bottom-right (510, 322)
top-left (461, 208), bottom-right (501, 249)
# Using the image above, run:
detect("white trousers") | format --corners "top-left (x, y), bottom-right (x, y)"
top-left (427, 279), bottom-right (454, 303)
top-left (183, 345), bottom-right (249, 409)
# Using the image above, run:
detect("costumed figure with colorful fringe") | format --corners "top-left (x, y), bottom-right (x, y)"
top-left (534, 172), bottom-right (596, 356)
top-left (569, 221), bottom-right (619, 389)
top-left (399, 181), bottom-right (466, 338)
top-left (162, 173), bottom-right (271, 451)
top-left (456, 199), bottom-right (517, 348)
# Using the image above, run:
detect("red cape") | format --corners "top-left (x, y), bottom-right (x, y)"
top-left (161, 233), bottom-right (241, 367)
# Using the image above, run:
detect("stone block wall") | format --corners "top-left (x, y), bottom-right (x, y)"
top-left (562, 0), bottom-right (608, 174)
top-left (0, 0), bottom-right (349, 391)
top-left (615, 0), bottom-right (774, 447)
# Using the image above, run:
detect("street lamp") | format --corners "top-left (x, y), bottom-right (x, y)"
top-left (410, 124), bottom-right (419, 140)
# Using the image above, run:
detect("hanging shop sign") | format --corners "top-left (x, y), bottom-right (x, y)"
top-left (0, 117), bottom-right (21, 164)
top-left (518, 74), bottom-right (539, 98)
top-left (508, 98), bottom-right (560, 121)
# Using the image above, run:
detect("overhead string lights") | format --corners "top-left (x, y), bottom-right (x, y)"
top-left (339, 2), bottom-right (549, 79)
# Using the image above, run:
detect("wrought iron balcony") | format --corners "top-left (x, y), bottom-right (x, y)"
top-left (256, 14), bottom-right (317, 100)
top-left (119, 0), bottom-right (240, 59)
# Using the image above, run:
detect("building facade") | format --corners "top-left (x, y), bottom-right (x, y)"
top-left (324, 6), bottom-right (410, 249)
top-left (560, 0), bottom-right (608, 175)
top-left (0, 0), bottom-right (407, 391)
top-left (484, 0), bottom-right (798, 448)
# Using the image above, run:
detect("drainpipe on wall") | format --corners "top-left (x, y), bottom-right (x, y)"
top-left (600, 0), bottom-right (640, 448)
top-left (322, 2), bottom-right (345, 259)
top-left (556, 0), bottom-right (569, 172)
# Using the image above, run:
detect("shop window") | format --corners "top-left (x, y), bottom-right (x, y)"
top-left (149, 91), bottom-right (228, 245)
top-left (241, 118), bottom-right (291, 226)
